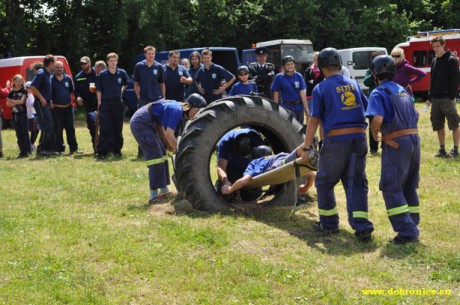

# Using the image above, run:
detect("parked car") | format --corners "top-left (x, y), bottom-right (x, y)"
top-left (338, 47), bottom-right (388, 94)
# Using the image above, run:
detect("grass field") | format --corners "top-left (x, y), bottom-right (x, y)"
top-left (0, 104), bottom-right (459, 305)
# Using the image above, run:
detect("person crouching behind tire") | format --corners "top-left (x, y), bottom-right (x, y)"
top-left (130, 93), bottom-right (206, 204)
top-left (216, 128), bottom-right (265, 202)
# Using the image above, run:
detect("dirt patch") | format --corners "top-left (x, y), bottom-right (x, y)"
top-left (149, 199), bottom-right (194, 216)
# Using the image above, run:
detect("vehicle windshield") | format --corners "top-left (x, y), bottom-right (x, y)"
top-left (352, 51), bottom-right (375, 70)
top-left (281, 44), bottom-right (314, 63)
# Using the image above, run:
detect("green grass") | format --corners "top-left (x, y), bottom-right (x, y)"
top-left (0, 104), bottom-right (459, 305)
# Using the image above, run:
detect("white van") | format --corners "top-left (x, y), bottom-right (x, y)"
top-left (338, 47), bottom-right (387, 93)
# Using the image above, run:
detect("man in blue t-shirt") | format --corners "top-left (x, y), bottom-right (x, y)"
top-left (51, 61), bottom-right (81, 154)
top-left (195, 49), bottom-right (235, 104)
top-left (221, 144), bottom-right (316, 200)
top-left (365, 55), bottom-right (420, 245)
top-left (164, 50), bottom-right (192, 102)
top-left (133, 46), bottom-right (165, 107)
top-left (96, 52), bottom-right (130, 159)
top-left (133, 46), bottom-right (166, 158)
top-left (29, 54), bottom-right (56, 155)
top-left (301, 48), bottom-right (374, 242)
top-left (130, 94), bottom-right (206, 204)
top-left (271, 55), bottom-right (308, 124)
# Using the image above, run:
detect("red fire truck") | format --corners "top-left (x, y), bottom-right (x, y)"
top-left (395, 29), bottom-right (460, 98)
top-left (0, 56), bottom-right (73, 126)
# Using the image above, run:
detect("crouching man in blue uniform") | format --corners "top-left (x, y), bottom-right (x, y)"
top-left (130, 94), bottom-right (206, 204)
top-left (366, 55), bottom-right (420, 245)
top-left (216, 128), bottom-right (265, 201)
top-left (301, 48), bottom-right (374, 242)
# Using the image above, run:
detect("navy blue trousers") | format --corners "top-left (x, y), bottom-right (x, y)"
top-left (380, 135), bottom-right (420, 238)
top-left (97, 99), bottom-right (124, 155)
top-left (34, 101), bottom-right (55, 152)
top-left (130, 110), bottom-right (170, 190)
top-left (13, 112), bottom-right (30, 155)
top-left (315, 138), bottom-right (374, 232)
top-left (53, 106), bottom-right (78, 152)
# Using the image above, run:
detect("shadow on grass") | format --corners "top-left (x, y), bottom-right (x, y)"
top-left (241, 205), bottom-right (379, 256)
top-left (380, 241), bottom-right (426, 259)
top-left (147, 197), bottom-right (380, 256)
top-left (20, 152), bottom-right (96, 161)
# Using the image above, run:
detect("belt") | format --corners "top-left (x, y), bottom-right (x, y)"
top-left (281, 100), bottom-right (302, 106)
top-left (53, 103), bottom-right (71, 108)
top-left (382, 128), bottom-right (418, 149)
top-left (326, 127), bottom-right (366, 137)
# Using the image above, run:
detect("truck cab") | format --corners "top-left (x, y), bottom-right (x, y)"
top-left (243, 39), bottom-right (315, 73)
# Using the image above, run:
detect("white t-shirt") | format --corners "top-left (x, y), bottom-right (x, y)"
top-left (26, 92), bottom-right (36, 119)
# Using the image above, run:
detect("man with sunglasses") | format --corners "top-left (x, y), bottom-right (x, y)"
top-left (74, 56), bottom-right (98, 148)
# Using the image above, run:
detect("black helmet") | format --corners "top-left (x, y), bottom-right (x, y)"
top-left (234, 134), bottom-right (253, 156)
top-left (237, 65), bottom-right (250, 74)
top-left (318, 48), bottom-right (342, 69)
top-left (185, 93), bottom-right (206, 109)
top-left (282, 55), bottom-right (296, 66)
top-left (252, 145), bottom-right (272, 159)
top-left (372, 55), bottom-right (396, 76)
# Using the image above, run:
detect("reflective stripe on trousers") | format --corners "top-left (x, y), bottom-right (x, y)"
top-left (146, 155), bottom-right (168, 167)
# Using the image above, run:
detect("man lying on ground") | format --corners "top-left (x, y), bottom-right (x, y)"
top-left (221, 144), bottom-right (316, 201)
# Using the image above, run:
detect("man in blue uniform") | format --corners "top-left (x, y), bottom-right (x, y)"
top-left (133, 46), bottom-right (166, 158)
top-left (221, 144), bottom-right (316, 198)
top-left (130, 94), bottom-right (206, 204)
top-left (164, 50), bottom-right (192, 102)
top-left (216, 128), bottom-right (264, 201)
top-left (271, 56), bottom-right (309, 125)
top-left (134, 46), bottom-right (165, 108)
top-left (29, 54), bottom-right (56, 155)
top-left (51, 61), bottom-right (81, 154)
top-left (96, 52), bottom-right (130, 159)
top-left (366, 55), bottom-right (420, 244)
top-left (248, 47), bottom-right (275, 98)
top-left (301, 48), bottom-right (374, 242)
top-left (75, 56), bottom-right (98, 149)
top-left (195, 49), bottom-right (235, 104)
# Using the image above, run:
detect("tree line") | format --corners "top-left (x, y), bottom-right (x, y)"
top-left (1, 0), bottom-right (459, 73)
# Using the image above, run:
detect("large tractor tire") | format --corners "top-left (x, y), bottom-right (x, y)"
top-left (175, 95), bottom-right (305, 211)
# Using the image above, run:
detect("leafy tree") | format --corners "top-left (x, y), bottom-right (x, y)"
top-left (2, 0), bottom-right (458, 74)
